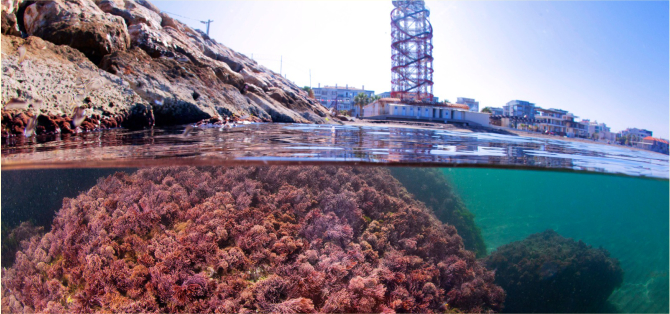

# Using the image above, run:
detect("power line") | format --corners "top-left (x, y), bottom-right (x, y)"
top-left (161, 10), bottom-right (202, 22)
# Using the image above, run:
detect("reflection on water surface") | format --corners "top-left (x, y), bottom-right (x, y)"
top-left (2, 123), bottom-right (668, 179)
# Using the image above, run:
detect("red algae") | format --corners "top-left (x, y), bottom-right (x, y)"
top-left (1, 166), bottom-right (505, 313)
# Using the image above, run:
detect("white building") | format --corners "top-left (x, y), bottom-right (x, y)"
top-left (619, 128), bottom-right (653, 139)
top-left (362, 99), bottom-right (490, 126)
top-left (313, 84), bottom-right (375, 116)
top-left (456, 97), bottom-right (479, 112)
top-left (583, 120), bottom-right (615, 142)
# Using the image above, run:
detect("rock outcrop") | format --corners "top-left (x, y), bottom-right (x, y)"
top-left (2, 0), bottom-right (331, 136)
top-left (1, 35), bottom-right (154, 134)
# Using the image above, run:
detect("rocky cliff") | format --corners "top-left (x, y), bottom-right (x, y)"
top-left (1, 0), bottom-right (331, 136)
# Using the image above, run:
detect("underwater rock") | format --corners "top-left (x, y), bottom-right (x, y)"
top-left (1, 221), bottom-right (44, 268)
top-left (483, 230), bottom-right (623, 313)
top-left (390, 168), bottom-right (487, 257)
top-left (1, 166), bottom-right (504, 313)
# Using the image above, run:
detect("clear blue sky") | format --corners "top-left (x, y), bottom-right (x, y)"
top-left (153, 1), bottom-right (669, 138)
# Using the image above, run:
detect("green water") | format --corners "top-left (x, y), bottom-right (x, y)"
top-left (443, 168), bottom-right (669, 313)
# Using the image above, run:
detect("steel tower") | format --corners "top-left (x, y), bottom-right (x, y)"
top-left (390, 0), bottom-right (434, 103)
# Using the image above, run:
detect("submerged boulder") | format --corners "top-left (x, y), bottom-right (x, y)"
top-left (2, 166), bottom-right (505, 313)
top-left (483, 230), bottom-right (623, 313)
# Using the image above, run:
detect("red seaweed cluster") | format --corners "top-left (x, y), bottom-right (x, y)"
top-left (483, 230), bottom-right (623, 313)
top-left (2, 166), bottom-right (504, 313)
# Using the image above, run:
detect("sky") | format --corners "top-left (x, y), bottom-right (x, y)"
top-left (153, 1), bottom-right (669, 138)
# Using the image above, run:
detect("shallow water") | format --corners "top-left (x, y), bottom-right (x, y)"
top-left (1, 125), bottom-right (668, 313)
top-left (2, 124), bottom-right (668, 179)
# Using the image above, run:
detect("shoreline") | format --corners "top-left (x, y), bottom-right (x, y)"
top-left (342, 118), bottom-right (657, 154)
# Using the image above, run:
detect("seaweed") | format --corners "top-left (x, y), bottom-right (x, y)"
top-left (390, 167), bottom-right (487, 257)
top-left (2, 166), bottom-right (505, 313)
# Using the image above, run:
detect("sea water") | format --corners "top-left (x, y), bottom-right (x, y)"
top-left (1, 166), bottom-right (667, 313)
top-left (1, 124), bottom-right (668, 313)
top-left (444, 168), bottom-right (669, 313)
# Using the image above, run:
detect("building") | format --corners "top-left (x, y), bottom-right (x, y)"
top-left (640, 137), bottom-right (669, 155)
top-left (563, 113), bottom-right (588, 138)
top-left (488, 107), bottom-right (504, 115)
top-left (535, 108), bottom-right (568, 135)
top-left (362, 99), bottom-right (490, 126)
top-left (583, 120), bottom-right (615, 141)
top-left (378, 91), bottom-right (439, 102)
top-left (620, 128), bottom-right (653, 139)
top-left (456, 97), bottom-right (479, 112)
top-left (313, 84), bottom-right (375, 116)
top-left (378, 91), bottom-right (392, 99)
top-left (503, 100), bottom-right (536, 118)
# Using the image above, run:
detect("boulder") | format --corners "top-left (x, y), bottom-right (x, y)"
top-left (1, 0), bottom-right (21, 36)
top-left (23, 0), bottom-right (130, 64)
top-left (1, 34), bottom-right (153, 136)
top-left (241, 68), bottom-right (270, 91)
top-left (97, 0), bottom-right (162, 29)
top-left (126, 22), bottom-right (174, 58)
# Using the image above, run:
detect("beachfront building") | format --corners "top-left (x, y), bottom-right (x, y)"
top-left (362, 99), bottom-right (490, 126)
top-left (619, 128), bottom-right (653, 139)
top-left (503, 100), bottom-right (536, 119)
top-left (640, 137), bottom-right (669, 155)
top-left (488, 107), bottom-right (504, 115)
top-left (456, 97), bottom-right (479, 112)
top-left (377, 92), bottom-right (438, 103)
top-left (313, 84), bottom-right (375, 116)
top-left (535, 108), bottom-right (568, 134)
top-left (582, 120), bottom-right (615, 142)
top-left (563, 112), bottom-right (588, 138)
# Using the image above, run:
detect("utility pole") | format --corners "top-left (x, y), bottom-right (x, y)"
top-left (200, 19), bottom-right (213, 36)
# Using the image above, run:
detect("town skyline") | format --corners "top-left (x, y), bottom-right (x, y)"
top-left (154, 1), bottom-right (669, 138)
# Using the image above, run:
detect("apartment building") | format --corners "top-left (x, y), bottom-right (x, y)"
top-left (456, 97), bottom-right (480, 112)
top-left (503, 100), bottom-right (536, 118)
top-left (313, 84), bottom-right (375, 116)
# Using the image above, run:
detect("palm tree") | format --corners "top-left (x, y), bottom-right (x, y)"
top-left (354, 93), bottom-right (372, 117)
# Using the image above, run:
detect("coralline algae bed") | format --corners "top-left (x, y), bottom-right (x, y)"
top-left (1, 166), bottom-right (627, 313)
top-left (1, 166), bottom-right (506, 313)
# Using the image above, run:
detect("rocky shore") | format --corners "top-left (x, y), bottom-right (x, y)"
top-left (2, 0), bottom-right (331, 137)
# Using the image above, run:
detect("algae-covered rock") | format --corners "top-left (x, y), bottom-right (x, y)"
top-left (390, 168), bottom-right (487, 257)
top-left (2, 166), bottom-right (505, 313)
top-left (483, 230), bottom-right (623, 313)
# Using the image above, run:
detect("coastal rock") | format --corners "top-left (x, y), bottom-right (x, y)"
top-left (1, 166), bottom-right (505, 313)
top-left (96, 0), bottom-right (162, 30)
top-left (22, 0), bottom-right (130, 64)
top-left (1, 0), bottom-right (21, 36)
top-left (1, 34), bottom-right (153, 135)
top-left (2, 0), bottom-right (331, 129)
